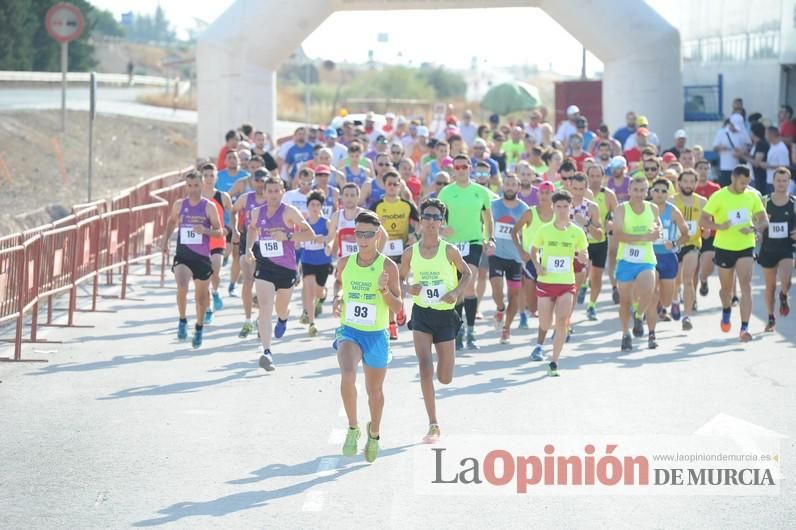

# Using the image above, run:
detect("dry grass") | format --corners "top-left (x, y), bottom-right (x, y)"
top-left (136, 92), bottom-right (197, 110)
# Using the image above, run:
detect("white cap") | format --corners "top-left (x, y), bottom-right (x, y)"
top-left (396, 115), bottom-right (407, 125)
top-left (674, 129), bottom-right (687, 139)
top-left (566, 105), bottom-right (580, 116)
top-left (385, 112), bottom-right (396, 120)
top-left (416, 125), bottom-right (429, 137)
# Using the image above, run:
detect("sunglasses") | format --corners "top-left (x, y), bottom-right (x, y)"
top-left (644, 167), bottom-right (658, 172)
top-left (421, 213), bottom-right (444, 221)
top-left (560, 177), bottom-right (571, 182)
top-left (386, 181), bottom-right (400, 187)
top-left (474, 171), bottom-right (490, 178)
top-left (520, 182), bottom-right (532, 188)
top-left (652, 188), bottom-right (668, 193)
top-left (454, 164), bottom-right (470, 170)
top-left (391, 151), bottom-right (402, 155)
top-left (355, 230), bottom-right (377, 239)
top-left (435, 181), bottom-right (448, 186)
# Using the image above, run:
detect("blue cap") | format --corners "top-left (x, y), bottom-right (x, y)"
top-left (325, 127), bottom-right (338, 138)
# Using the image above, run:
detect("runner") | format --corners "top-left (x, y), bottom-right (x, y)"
top-left (606, 156), bottom-right (631, 304)
top-left (671, 168), bottom-right (707, 330)
top-left (585, 164), bottom-right (618, 320)
top-left (695, 159), bottom-right (721, 297)
top-left (700, 166), bottom-right (768, 341)
top-left (335, 141), bottom-right (372, 191)
top-left (568, 173), bottom-right (603, 327)
top-left (399, 198), bottom-right (472, 443)
top-left (613, 176), bottom-right (663, 352)
top-left (371, 171), bottom-right (420, 339)
top-left (311, 164), bottom-right (340, 218)
top-left (162, 170), bottom-right (223, 348)
top-left (757, 167), bottom-right (794, 332)
top-left (232, 169), bottom-right (268, 339)
top-left (528, 190), bottom-right (589, 375)
top-left (648, 177), bottom-right (689, 348)
top-left (200, 164), bottom-right (234, 322)
top-left (512, 181), bottom-right (556, 345)
top-left (333, 211), bottom-right (403, 462)
top-left (299, 191), bottom-right (333, 336)
top-left (489, 173), bottom-right (529, 343)
top-left (438, 154), bottom-right (496, 350)
top-left (282, 168), bottom-right (314, 215)
top-left (245, 177), bottom-right (316, 371)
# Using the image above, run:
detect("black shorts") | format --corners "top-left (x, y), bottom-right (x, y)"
top-left (408, 304), bottom-right (461, 344)
top-left (522, 260), bottom-right (538, 281)
top-left (677, 244), bottom-right (698, 263)
top-left (488, 255), bottom-right (522, 282)
top-left (254, 258), bottom-right (297, 290)
top-left (458, 242), bottom-right (483, 267)
top-left (173, 253), bottom-right (213, 281)
top-left (211, 248), bottom-right (224, 256)
top-left (302, 262), bottom-right (333, 286)
top-left (224, 225), bottom-right (233, 243)
top-left (700, 236), bottom-right (715, 254)
top-left (238, 231), bottom-right (250, 255)
top-left (757, 247), bottom-right (794, 269)
top-left (387, 254), bottom-right (402, 265)
top-left (588, 240), bottom-right (608, 269)
top-left (713, 247), bottom-right (754, 269)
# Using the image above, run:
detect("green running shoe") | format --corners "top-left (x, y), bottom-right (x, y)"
top-left (547, 361), bottom-right (560, 377)
top-left (342, 426), bottom-right (360, 457)
top-left (364, 421), bottom-right (380, 463)
top-left (238, 321), bottom-right (254, 339)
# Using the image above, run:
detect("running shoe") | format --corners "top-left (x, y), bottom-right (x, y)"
top-left (274, 318), bottom-right (288, 339)
top-left (739, 330), bottom-right (753, 343)
top-left (547, 361), bottom-right (560, 377)
top-left (314, 298), bottom-right (323, 317)
top-left (692, 300), bottom-right (698, 312)
top-left (566, 326), bottom-right (573, 343)
top-left (494, 309), bottom-right (505, 330)
top-left (500, 328), bottom-right (510, 344)
top-left (648, 332), bottom-right (658, 350)
top-left (731, 295), bottom-right (739, 307)
top-left (720, 311), bottom-right (731, 333)
top-left (389, 322), bottom-right (398, 341)
top-left (177, 320), bottom-right (188, 341)
top-left (192, 327), bottom-right (203, 349)
top-left (682, 316), bottom-right (693, 331)
top-left (466, 330), bottom-right (479, 350)
top-left (586, 304), bottom-right (597, 321)
top-left (228, 282), bottom-right (237, 297)
top-left (670, 302), bottom-right (681, 321)
top-left (308, 323), bottom-right (318, 337)
top-left (258, 350), bottom-right (275, 372)
top-left (455, 326), bottom-right (464, 351)
top-left (212, 291), bottom-right (223, 311)
top-left (342, 425), bottom-right (360, 457)
top-left (699, 280), bottom-right (708, 297)
top-left (518, 311), bottom-right (529, 329)
top-left (657, 308), bottom-right (671, 322)
top-left (612, 286), bottom-right (620, 304)
top-left (577, 285), bottom-right (588, 305)
top-left (779, 291), bottom-right (790, 317)
top-left (300, 311), bottom-right (310, 325)
top-left (475, 311), bottom-right (484, 320)
top-left (632, 313), bottom-right (644, 337)
top-left (765, 316), bottom-right (775, 333)
top-left (423, 424), bottom-right (441, 444)
top-left (364, 422), bottom-right (379, 463)
top-left (621, 333), bottom-right (633, 352)
top-left (238, 321), bottom-right (254, 339)
top-left (396, 308), bottom-right (407, 326)
top-left (531, 345), bottom-right (543, 361)
top-left (204, 308), bottom-right (214, 325)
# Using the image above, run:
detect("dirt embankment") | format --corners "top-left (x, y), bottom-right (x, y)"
top-left (0, 110), bottom-right (196, 235)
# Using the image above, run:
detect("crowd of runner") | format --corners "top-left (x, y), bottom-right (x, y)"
top-left (162, 103), bottom-right (796, 461)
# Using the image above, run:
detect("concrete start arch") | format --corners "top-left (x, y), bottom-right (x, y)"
top-left (197, 0), bottom-right (682, 156)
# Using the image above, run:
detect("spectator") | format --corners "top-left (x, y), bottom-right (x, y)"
top-left (458, 110), bottom-right (478, 147)
top-left (765, 126), bottom-right (791, 193)
top-left (664, 129), bottom-right (688, 159)
top-left (623, 115), bottom-right (660, 150)
top-left (524, 110), bottom-right (544, 145)
top-left (612, 111), bottom-right (637, 147)
top-left (740, 122), bottom-right (769, 194)
top-left (778, 104), bottom-right (796, 146)
top-left (555, 105), bottom-right (580, 146)
top-left (712, 113), bottom-right (751, 186)
top-left (731, 98), bottom-right (747, 127)
top-left (216, 130), bottom-right (238, 171)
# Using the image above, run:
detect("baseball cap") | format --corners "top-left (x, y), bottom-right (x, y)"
top-left (538, 181), bottom-right (556, 192)
top-left (365, 111), bottom-right (375, 121)
top-left (325, 127), bottom-right (338, 138)
top-left (489, 113), bottom-right (500, 124)
top-left (385, 112), bottom-right (396, 120)
top-left (566, 105), bottom-right (580, 116)
top-left (253, 168), bottom-right (269, 180)
top-left (314, 164), bottom-right (331, 175)
top-left (674, 129), bottom-right (687, 139)
top-left (636, 115), bottom-right (649, 127)
top-left (416, 126), bottom-right (429, 137)
top-left (636, 127), bottom-right (650, 136)
top-left (376, 134), bottom-right (387, 144)
top-left (473, 138), bottom-right (488, 148)
top-left (661, 152), bottom-right (677, 164)
top-left (608, 156), bottom-right (627, 172)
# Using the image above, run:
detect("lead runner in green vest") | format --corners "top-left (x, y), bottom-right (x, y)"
top-left (399, 198), bottom-right (473, 444)
top-left (332, 211), bottom-right (403, 463)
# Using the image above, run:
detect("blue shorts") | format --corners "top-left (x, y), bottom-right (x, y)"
top-left (615, 260), bottom-right (656, 283)
top-left (654, 252), bottom-right (679, 280)
top-left (333, 325), bottom-right (391, 369)
top-left (523, 259), bottom-right (538, 281)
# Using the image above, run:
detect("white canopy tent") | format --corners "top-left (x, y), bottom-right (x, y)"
top-left (197, 0), bottom-right (682, 157)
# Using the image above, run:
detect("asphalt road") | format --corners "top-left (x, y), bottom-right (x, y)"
top-left (0, 264), bottom-right (794, 528)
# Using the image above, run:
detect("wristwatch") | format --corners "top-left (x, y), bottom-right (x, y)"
top-left (286, 232), bottom-right (293, 241)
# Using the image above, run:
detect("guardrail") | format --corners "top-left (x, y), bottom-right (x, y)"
top-left (0, 71), bottom-right (170, 87)
top-left (0, 167), bottom-right (189, 362)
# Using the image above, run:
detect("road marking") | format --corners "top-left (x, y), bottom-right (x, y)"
top-left (316, 456), bottom-right (339, 477)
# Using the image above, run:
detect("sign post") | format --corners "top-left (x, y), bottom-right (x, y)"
top-left (45, 3), bottom-right (85, 132)
top-left (88, 72), bottom-right (96, 201)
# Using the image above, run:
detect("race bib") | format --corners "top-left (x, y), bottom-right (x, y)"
top-left (180, 226), bottom-right (202, 245)
top-left (728, 208), bottom-right (750, 226)
top-left (546, 256), bottom-right (571, 273)
top-left (386, 239), bottom-right (404, 256)
top-left (345, 302), bottom-right (376, 326)
top-left (421, 284), bottom-right (448, 305)
top-left (341, 241), bottom-right (359, 257)
top-left (685, 220), bottom-right (698, 236)
top-left (495, 222), bottom-right (513, 240)
top-left (768, 222), bottom-right (788, 239)
top-left (303, 239), bottom-right (325, 251)
top-left (623, 245), bottom-right (645, 263)
top-left (258, 239), bottom-right (283, 258)
top-left (456, 242), bottom-right (470, 257)
top-left (322, 205), bottom-right (333, 217)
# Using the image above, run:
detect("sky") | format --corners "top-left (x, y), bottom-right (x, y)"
top-left (89, 0), bottom-right (676, 75)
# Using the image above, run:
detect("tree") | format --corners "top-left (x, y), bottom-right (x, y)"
top-left (90, 8), bottom-right (125, 38)
top-left (419, 66), bottom-right (467, 99)
top-left (345, 66), bottom-right (435, 101)
top-left (0, 0), bottom-right (37, 69)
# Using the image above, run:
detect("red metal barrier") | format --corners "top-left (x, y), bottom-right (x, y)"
top-left (0, 245), bottom-right (24, 360)
top-left (37, 225), bottom-right (78, 325)
top-left (0, 234), bottom-right (21, 251)
top-left (97, 209), bottom-right (131, 298)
